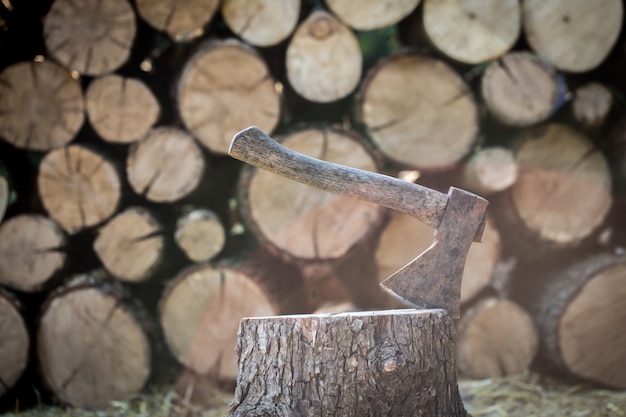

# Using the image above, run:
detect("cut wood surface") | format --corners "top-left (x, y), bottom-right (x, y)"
top-left (221, 0), bottom-right (300, 47)
top-left (238, 128), bottom-right (383, 261)
top-left (177, 39), bottom-right (281, 155)
top-left (286, 10), bottom-right (362, 103)
top-left (481, 52), bottom-right (559, 127)
top-left (93, 207), bottom-right (163, 283)
top-left (38, 276), bottom-right (151, 408)
top-left (174, 208), bottom-right (225, 263)
top-left (43, 0), bottom-right (136, 76)
top-left (326, 0), bottom-right (421, 30)
top-left (532, 253), bottom-right (626, 389)
top-left (0, 60), bottom-right (84, 151)
top-left (229, 309), bottom-right (467, 417)
top-left (375, 212), bottom-right (501, 305)
top-left (457, 297), bottom-right (538, 379)
top-left (0, 214), bottom-right (66, 292)
top-left (462, 147), bottom-right (518, 195)
top-left (0, 175), bottom-right (8, 223)
top-left (0, 289), bottom-right (29, 398)
top-left (86, 75), bottom-right (160, 144)
top-left (422, 0), bottom-right (520, 64)
top-left (573, 82), bottom-right (613, 128)
top-left (522, 0), bottom-right (624, 73)
top-left (159, 264), bottom-right (277, 380)
top-left (511, 123), bottom-right (612, 245)
top-left (135, 0), bottom-right (220, 41)
top-left (126, 127), bottom-right (205, 203)
top-left (358, 52), bottom-right (478, 170)
top-left (38, 145), bottom-right (121, 234)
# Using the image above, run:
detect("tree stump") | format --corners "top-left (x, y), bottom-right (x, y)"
top-left (0, 288), bottom-right (29, 399)
top-left (531, 252), bottom-right (626, 389)
top-left (43, 0), bottom-right (137, 76)
top-left (572, 82), bottom-right (613, 128)
top-left (228, 309), bottom-right (467, 417)
top-left (286, 10), bottom-right (362, 103)
top-left (457, 297), bottom-right (538, 379)
top-left (461, 146), bottom-right (518, 195)
top-left (159, 264), bottom-right (277, 381)
top-left (0, 214), bottom-right (66, 292)
top-left (177, 39), bottom-right (281, 155)
top-left (86, 75), bottom-right (160, 144)
top-left (357, 52), bottom-right (478, 170)
top-left (0, 60), bottom-right (84, 151)
top-left (481, 52), bottom-right (559, 127)
top-left (221, 0), bottom-right (300, 47)
top-left (422, 0), bottom-right (521, 64)
top-left (174, 208), bottom-right (225, 263)
top-left (37, 275), bottom-right (151, 409)
top-left (510, 123), bottom-right (612, 245)
top-left (93, 207), bottom-right (164, 283)
top-left (522, 0), bottom-right (623, 73)
top-left (37, 145), bottom-right (122, 234)
top-left (126, 127), bottom-right (205, 203)
top-left (135, 0), bottom-right (220, 41)
top-left (325, 0), bottom-right (421, 31)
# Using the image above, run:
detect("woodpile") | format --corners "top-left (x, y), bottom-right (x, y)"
top-left (0, 0), bottom-right (625, 412)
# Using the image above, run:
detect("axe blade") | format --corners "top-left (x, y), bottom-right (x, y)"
top-left (380, 187), bottom-right (488, 319)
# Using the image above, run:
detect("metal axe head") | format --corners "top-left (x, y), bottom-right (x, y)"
top-left (380, 187), bottom-right (488, 319)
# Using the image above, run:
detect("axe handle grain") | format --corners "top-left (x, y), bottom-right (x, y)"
top-left (229, 126), bottom-right (448, 230)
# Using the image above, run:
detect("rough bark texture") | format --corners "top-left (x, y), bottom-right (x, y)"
top-left (0, 288), bottom-right (29, 398)
top-left (461, 146), bottom-right (518, 195)
top-left (177, 39), bottom-right (281, 155)
top-left (481, 52), bottom-right (559, 127)
top-left (286, 10), bottom-right (362, 103)
top-left (522, 0), bottom-right (623, 72)
top-left (159, 264), bottom-right (277, 380)
top-left (228, 309), bottom-right (467, 417)
top-left (221, 0), bottom-right (300, 47)
top-left (37, 145), bottom-right (121, 234)
top-left (457, 297), bottom-right (538, 379)
top-left (0, 60), bottom-right (84, 151)
top-left (531, 252), bottom-right (626, 389)
top-left (43, 0), bottom-right (136, 76)
top-left (37, 275), bottom-right (151, 409)
top-left (0, 214), bottom-right (66, 292)
top-left (174, 208), bottom-right (225, 263)
top-left (126, 127), bottom-right (205, 203)
top-left (93, 207), bottom-right (164, 283)
top-left (135, 0), bottom-right (220, 41)
top-left (357, 52), bottom-right (478, 170)
top-left (85, 75), bottom-right (160, 144)
top-left (422, 0), bottom-right (520, 64)
top-left (510, 123), bottom-right (612, 245)
top-left (572, 82), bottom-right (613, 128)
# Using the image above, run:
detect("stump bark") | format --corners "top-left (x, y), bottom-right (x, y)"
top-left (0, 288), bottom-right (29, 398)
top-left (422, 0), bottom-right (521, 64)
top-left (43, 0), bottom-right (137, 76)
top-left (135, 0), bottom-right (220, 41)
top-left (522, 0), bottom-right (623, 72)
top-left (221, 0), bottom-right (300, 47)
top-left (37, 275), bottom-right (151, 409)
top-left (0, 214), bottom-right (66, 292)
top-left (37, 145), bottom-right (122, 234)
top-left (357, 52), bottom-right (478, 170)
top-left (0, 60), bottom-right (84, 151)
top-left (93, 207), bottom-right (164, 283)
top-left (228, 309), bottom-right (467, 417)
top-left (85, 75), bottom-right (160, 144)
top-left (174, 208), bottom-right (225, 263)
top-left (286, 10), bottom-right (362, 103)
top-left (126, 127), bottom-right (205, 203)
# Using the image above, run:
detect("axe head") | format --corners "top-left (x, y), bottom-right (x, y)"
top-left (380, 187), bottom-right (488, 319)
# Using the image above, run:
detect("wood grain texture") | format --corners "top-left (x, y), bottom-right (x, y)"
top-left (136, 0), bottom-right (219, 41)
top-left (326, 0), bottom-right (421, 30)
top-left (0, 289), bottom-right (29, 398)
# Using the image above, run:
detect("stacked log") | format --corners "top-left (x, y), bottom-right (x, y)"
top-left (0, 0), bottom-right (625, 411)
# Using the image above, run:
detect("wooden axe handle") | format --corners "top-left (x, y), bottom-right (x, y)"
top-left (229, 126), bottom-right (449, 231)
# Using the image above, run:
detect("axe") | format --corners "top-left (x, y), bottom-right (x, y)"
top-left (229, 127), bottom-right (488, 318)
